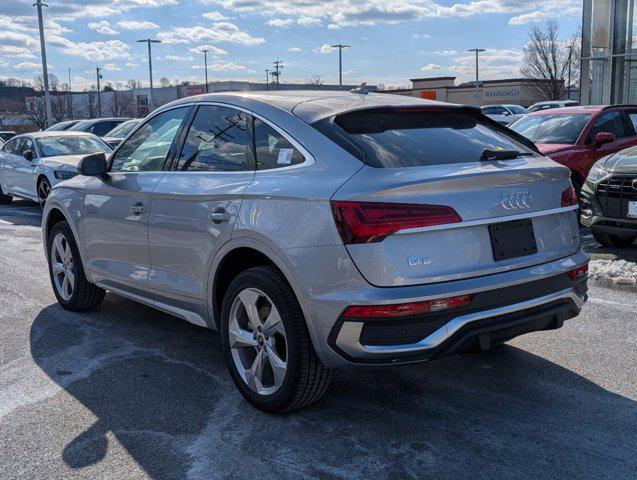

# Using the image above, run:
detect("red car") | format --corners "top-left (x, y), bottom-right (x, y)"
top-left (509, 105), bottom-right (637, 191)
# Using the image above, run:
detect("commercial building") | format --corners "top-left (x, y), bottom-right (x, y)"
top-left (383, 77), bottom-right (569, 107)
top-left (581, 0), bottom-right (637, 104)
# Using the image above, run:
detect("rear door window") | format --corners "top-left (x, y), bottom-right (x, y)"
top-left (329, 108), bottom-right (534, 168)
top-left (587, 112), bottom-right (628, 142)
top-left (254, 118), bottom-right (305, 170)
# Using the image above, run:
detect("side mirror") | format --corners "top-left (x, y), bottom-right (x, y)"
top-left (23, 150), bottom-right (35, 161)
top-left (594, 132), bottom-right (615, 146)
top-left (78, 152), bottom-right (108, 177)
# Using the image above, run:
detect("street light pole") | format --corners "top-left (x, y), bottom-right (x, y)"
top-left (567, 45), bottom-right (573, 100)
top-left (201, 49), bottom-right (209, 93)
top-left (137, 38), bottom-right (161, 110)
top-left (265, 69), bottom-right (269, 90)
top-left (468, 48), bottom-right (486, 107)
top-left (96, 66), bottom-right (102, 117)
top-left (34, 0), bottom-right (52, 127)
top-left (330, 44), bottom-right (350, 90)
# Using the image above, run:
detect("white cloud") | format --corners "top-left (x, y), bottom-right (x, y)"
top-left (508, 11), bottom-right (552, 25)
top-left (297, 16), bottom-right (322, 26)
top-left (117, 20), bottom-right (160, 30)
top-left (88, 21), bottom-right (119, 35)
top-left (412, 33), bottom-right (432, 39)
top-left (14, 61), bottom-right (47, 70)
top-left (203, 11), bottom-right (229, 20)
top-left (188, 45), bottom-right (228, 56)
top-left (103, 63), bottom-right (120, 71)
top-left (157, 22), bottom-right (264, 45)
top-left (313, 43), bottom-right (334, 54)
top-left (192, 61), bottom-right (247, 71)
top-left (162, 54), bottom-right (194, 61)
top-left (52, 38), bottom-right (131, 61)
top-left (434, 50), bottom-right (458, 56)
top-left (266, 18), bottom-right (295, 28)
top-left (289, 47), bottom-right (302, 52)
top-left (421, 63), bottom-right (441, 72)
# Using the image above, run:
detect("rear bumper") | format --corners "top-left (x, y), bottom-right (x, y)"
top-left (328, 283), bottom-right (585, 365)
top-left (290, 247), bottom-right (589, 368)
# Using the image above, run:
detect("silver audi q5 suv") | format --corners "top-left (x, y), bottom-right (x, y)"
top-left (42, 91), bottom-right (588, 412)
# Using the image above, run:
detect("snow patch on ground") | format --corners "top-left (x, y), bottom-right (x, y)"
top-left (589, 259), bottom-right (637, 285)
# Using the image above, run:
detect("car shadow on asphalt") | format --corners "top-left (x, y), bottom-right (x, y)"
top-left (30, 295), bottom-right (637, 479)
top-left (0, 199), bottom-right (42, 228)
top-left (580, 226), bottom-right (637, 262)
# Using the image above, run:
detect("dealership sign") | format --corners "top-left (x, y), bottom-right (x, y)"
top-left (484, 89), bottom-right (520, 97)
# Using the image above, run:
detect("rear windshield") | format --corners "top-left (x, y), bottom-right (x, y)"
top-left (509, 114), bottom-right (592, 144)
top-left (324, 108), bottom-right (534, 168)
top-left (36, 135), bottom-right (112, 157)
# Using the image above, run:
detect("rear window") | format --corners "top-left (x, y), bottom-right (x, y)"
top-left (325, 108), bottom-right (534, 168)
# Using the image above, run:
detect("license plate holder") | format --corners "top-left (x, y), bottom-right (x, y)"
top-left (628, 201), bottom-right (637, 219)
top-left (489, 219), bottom-right (538, 261)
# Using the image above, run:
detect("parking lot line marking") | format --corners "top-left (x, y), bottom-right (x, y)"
top-left (588, 296), bottom-right (637, 312)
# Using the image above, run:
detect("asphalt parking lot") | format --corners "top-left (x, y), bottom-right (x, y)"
top-left (1, 199), bottom-right (636, 480)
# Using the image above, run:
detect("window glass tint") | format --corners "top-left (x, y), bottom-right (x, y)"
top-left (588, 112), bottom-right (627, 141)
top-left (333, 108), bottom-right (533, 168)
top-left (22, 137), bottom-right (34, 154)
top-left (510, 114), bottom-right (592, 144)
top-left (484, 106), bottom-right (507, 115)
top-left (111, 107), bottom-right (187, 172)
top-left (106, 120), bottom-right (139, 138)
top-left (254, 118), bottom-right (304, 170)
top-left (36, 136), bottom-right (112, 157)
top-left (508, 105), bottom-right (528, 114)
top-left (177, 106), bottom-right (248, 172)
top-left (3, 139), bottom-right (20, 154)
top-left (91, 121), bottom-right (119, 137)
top-left (627, 112), bottom-right (637, 134)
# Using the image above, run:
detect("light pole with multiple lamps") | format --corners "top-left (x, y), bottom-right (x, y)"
top-left (330, 44), bottom-right (350, 89)
top-left (33, 0), bottom-right (53, 127)
top-left (137, 38), bottom-right (161, 110)
top-left (468, 48), bottom-right (485, 107)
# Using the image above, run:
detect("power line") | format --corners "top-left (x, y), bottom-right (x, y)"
top-left (271, 60), bottom-right (283, 89)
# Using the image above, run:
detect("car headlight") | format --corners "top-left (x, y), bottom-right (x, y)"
top-left (53, 170), bottom-right (78, 180)
top-left (587, 160), bottom-right (609, 182)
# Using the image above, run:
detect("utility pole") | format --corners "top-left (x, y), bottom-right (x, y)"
top-left (137, 38), bottom-right (161, 110)
top-left (68, 67), bottom-right (73, 119)
top-left (468, 48), bottom-right (486, 107)
top-left (330, 44), bottom-right (350, 89)
top-left (272, 60), bottom-right (283, 89)
top-left (34, 0), bottom-right (52, 128)
top-left (265, 69), bottom-right (269, 90)
top-left (96, 66), bottom-right (102, 117)
top-left (567, 45), bottom-right (573, 100)
top-left (201, 49), bottom-right (209, 93)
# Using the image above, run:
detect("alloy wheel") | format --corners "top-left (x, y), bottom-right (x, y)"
top-left (50, 233), bottom-right (75, 301)
top-left (228, 288), bottom-right (288, 396)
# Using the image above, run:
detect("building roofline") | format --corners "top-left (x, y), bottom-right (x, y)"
top-left (409, 76), bottom-right (457, 82)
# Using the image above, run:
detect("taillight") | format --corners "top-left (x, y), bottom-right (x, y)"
top-left (561, 186), bottom-right (578, 207)
top-left (567, 263), bottom-right (588, 280)
top-left (330, 201), bottom-right (462, 244)
top-left (341, 294), bottom-right (473, 319)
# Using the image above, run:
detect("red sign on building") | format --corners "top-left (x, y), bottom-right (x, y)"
top-left (185, 85), bottom-right (206, 97)
top-left (420, 90), bottom-right (437, 100)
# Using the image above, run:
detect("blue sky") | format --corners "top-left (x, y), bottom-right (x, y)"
top-left (0, 0), bottom-right (581, 91)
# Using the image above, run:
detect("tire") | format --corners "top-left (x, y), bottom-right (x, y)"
top-left (47, 220), bottom-right (105, 311)
top-left (37, 177), bottom-right (51, 209)
top-left (592, 230), bottom-right (636, 248)
top-left (0, 184), bottom-right (11, 204)
top-left (220, 266), bottom-right (333, 413)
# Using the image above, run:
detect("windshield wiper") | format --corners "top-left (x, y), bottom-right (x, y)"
top-left (480, 149), bottom-right (534, 161)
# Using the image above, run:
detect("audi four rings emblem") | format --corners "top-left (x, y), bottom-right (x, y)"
top-left (501, 191), bottom-right (533, 210)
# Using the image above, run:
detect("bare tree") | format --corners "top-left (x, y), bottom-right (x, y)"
top-left (25, 97), bottom-right (48, 129)
top-left (126, 79), bottom-right (143, 90)
top-left (79, 90), bottom-right (98, 119)
top-left (306, 75), bottom-right (324, 86)
top-left (110, 90), bottom-right (136, 117)
top-left (520, 20), bottom-right (580, 101)
top-left (159, 76), bottom-right (171, 88)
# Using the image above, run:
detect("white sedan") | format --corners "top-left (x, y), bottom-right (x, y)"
top-left (0, 131), bottom-right (112, 207)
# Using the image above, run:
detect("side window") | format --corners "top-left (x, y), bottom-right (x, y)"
top-left (177, 105), bottom-right (249, 172)
top-left (93, 121), bottom-right (117, 137)
top-left (588, 112), bottom-right (627, 141)
top-left (111, 107), bottom-right (188, 172)
top-left (3, 139), bottom-right (20, 154)
top-left (22, 137), bottom-right (35, 155)
top-left (625, 111), bottom-right (637, 135)
top-left (482, 107), bottom-right (495, 114)
top-left (254, 118), bottom-right (305, 170)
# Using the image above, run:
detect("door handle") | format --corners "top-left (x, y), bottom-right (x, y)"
top-left (130, 203), bottom-right (146, 215)
top-left (209, 210), bottom-right (231, 223)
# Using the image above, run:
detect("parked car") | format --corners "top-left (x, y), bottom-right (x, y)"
top-left (41, 92), bottom-right (588, 412)
top-left (0, 131), bottom-right (17, 142)
top-left (509, 105), bottom-right (637, 192)
top-left (101, 119), bottom-right (142, 148)
top-left (68, 118), bottom-right (131, 137)
top-left (0, 131), bottom-right (112, 207)
top-left (481, 104), bottom-right (528, 125)
top-left (46, 120), bottom-right (83, 131)
top-left (580, 146), bottom-right (637, 246)
top-left (527, 100), bottom-right (579, 112)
